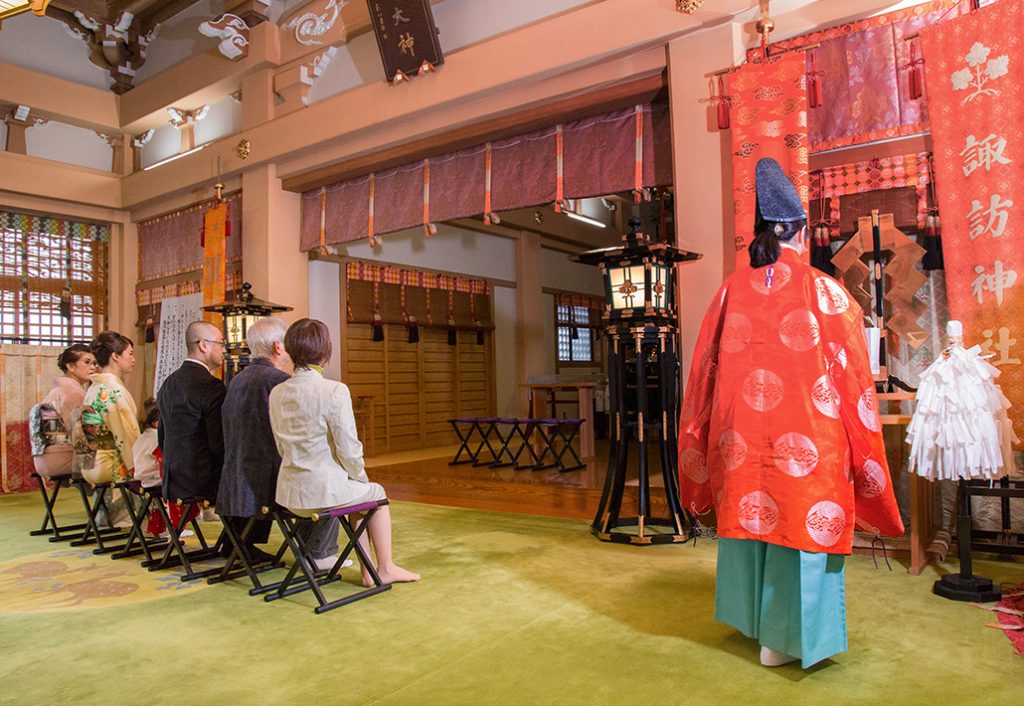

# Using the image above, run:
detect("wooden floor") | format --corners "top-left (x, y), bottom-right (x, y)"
top-left (367, 440), bottom-right (674, 520)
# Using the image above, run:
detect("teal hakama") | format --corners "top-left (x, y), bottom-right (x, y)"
top-left (715, 537), bottom-right (848, 668)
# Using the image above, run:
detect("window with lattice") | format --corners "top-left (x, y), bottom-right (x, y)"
top-left (0, 212), bottom-right (108, 346)
top-left (556, 302), bottom-right (593, 362)
top-left (554, 292), bottom-right (605, 364)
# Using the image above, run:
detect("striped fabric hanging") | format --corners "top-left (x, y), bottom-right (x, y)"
top-left (554, 125), bottom-right (566, 213)
top-left (423, 159), bottom-right (437, 237)
top-left (318, 186), bottom-right (328, 255)
top-left (368, 174), bottom-right (379, 247)
top-left (632, 105), bottom-right (650, 203)
top-left (483, 143), bottom-right (500, 225)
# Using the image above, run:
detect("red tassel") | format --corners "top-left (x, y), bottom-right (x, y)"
top-left (225, 211), bottom-right (231, 238)
top-left (715, 75), bottom-right (730, 130)
top-left (906, 42), bottom-right (924, 100)
top-left (200, 226), bottom-right (205, 248)
top-left (807, 52), bottom-right (823, 108)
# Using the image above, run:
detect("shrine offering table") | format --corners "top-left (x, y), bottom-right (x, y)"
top-left (519, 382), bottom-right (596, 459)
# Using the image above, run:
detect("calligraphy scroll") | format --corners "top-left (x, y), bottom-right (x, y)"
top-left (367, 0), bottom-right (444, 81)
top-left (922, 0), bottom-right (1023, 444)
top-left (729, 52), bottom-right (809, 262)
top-left (153, 292), bottom-right (204, 395)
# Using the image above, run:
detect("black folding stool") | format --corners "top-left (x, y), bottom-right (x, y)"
top-left (265, 500), bottom-right (392, 614)
top-left (147, 494), bottom-right (225, 581)
top-left (108, 481), bottom-right (168, 562)
top-left (534, 418), bottom-right (586, 472)
top-left (510, 419), bottom-right (545, 470)
top-left (470, 418), bottom-right (504, 467)
top-left (488, 419), bottom-right (526, 468)
top-left (207, 513), bottom-right (288, 595)
top-left (69, 477), bottom-right (129, 552)
top-left (448, 418), bottom-right (483, 464)
top-left (28, 473), bottom-right (88, 541)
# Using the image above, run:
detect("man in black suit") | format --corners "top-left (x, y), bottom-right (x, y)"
top-left (217, 316), bottom-right (291, 563)
top-left (158, 320), bottom-right (227, 506)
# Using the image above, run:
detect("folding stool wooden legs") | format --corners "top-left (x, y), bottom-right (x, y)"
top-left (207, 515), bottom-right (287, 595)
top-left (109, 481), bottom-right (168, 562)
top-left (148, 495), bottom-right (225, 581)
top-left (29, 473), bottom-right (88, 541)
top-left (265, 500), bottom-right (392, 614)
top-left (69, 478), bottom-right (129, 553)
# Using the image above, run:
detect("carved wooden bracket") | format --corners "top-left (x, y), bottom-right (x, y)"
top-left (199, 14), bottom-right (251, 60)
top-left (274, 47), bottom-right (338, 115)
top-left (47, 6), bottom-right (158, 94)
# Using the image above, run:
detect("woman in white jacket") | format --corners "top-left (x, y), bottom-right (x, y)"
top-left (269, 318), bottom-right (419, 585)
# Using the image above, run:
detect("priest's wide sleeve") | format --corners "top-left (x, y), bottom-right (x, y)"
top-left (677, 285), bottom-right (726, 516)
top-left (831, 312), bottom-right (905, 538)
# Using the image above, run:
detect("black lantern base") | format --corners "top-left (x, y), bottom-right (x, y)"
top-left (592, 517), bottom-right (688, 545)
top-left (933, 573), bottom-right (1001, 603)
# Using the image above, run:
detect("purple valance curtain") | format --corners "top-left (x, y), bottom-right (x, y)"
top-left (748, 0), bottom-right (977, 154)
top-left (300, 102), bottom-right (672, 252)
top-left (138, 196), bottom-right (242, 281)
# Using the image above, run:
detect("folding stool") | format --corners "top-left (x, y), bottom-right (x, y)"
top-left (109, 481), bottom-right (168, 562)
top-left (207, 514), bottom-right (288, 595)
top-left (487, 419), bottom-right (526, 468)
top-left (448, 418), bottom-right (484, 464)
top-left (470, 418), bottom-right (503, 467)
top-left (69, 477), bottom-right (129, 553)
top-left (264, 500), bottom-right (392, 614)
top-left (534, 418), bottom-right (586, 472)
top-left (28, 473), bottom-right (88, 541)
top-left (513, 419), bottom-right (555, 471)
top-left (147, 493), bottom-right (225, 581)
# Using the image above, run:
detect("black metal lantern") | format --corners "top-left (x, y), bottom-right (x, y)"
top-left (572, 219), bottom-right (700, 545)
top-left (201, 282), bottom-right (292, 381)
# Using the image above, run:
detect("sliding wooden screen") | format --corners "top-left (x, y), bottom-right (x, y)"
top-left (341, 262), bottom-right (495, 455)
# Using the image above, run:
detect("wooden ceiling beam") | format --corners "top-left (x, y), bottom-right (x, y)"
top-left (281, 72), bottom-right (668, 194)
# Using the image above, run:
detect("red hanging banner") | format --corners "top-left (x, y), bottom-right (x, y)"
top-left (202, 203), bottom-right (227, 325)
top-left (729, 52), bottom-right (809, 262)
top-left (922, 0), bottom-right (1023, 444)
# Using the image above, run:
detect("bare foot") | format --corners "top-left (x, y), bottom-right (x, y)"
top-left (362, 564), bottom-right (420, 587)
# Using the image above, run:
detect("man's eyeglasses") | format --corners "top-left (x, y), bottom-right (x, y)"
top-left (199, 338), bottom-right (227, 348)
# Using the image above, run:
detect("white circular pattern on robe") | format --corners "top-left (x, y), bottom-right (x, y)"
top-left (721, 313), bottom-right (753, 353)
top-left (810, 374), bottom-right (841, 418)
top-left (741, 369), bottom-right (785, 412)
top-left (718, 429), bottom-right (748, 471)
top-left (805, 500), bottom-right (847, 547)
top-left (738, 491), bottom-right (780, 535)
top-left (824, 342), bottom-right (848, 372)
top-left (857, 459), bottom-right (887, 498)
top-left (749, 261), bottom-right (792, 294)
top-left (815, 276), bottom-right (850, 315)
top-left (772, 432), bottom-right (819, 477)
top-left (680, 448), bottom-right (709, 484)
top-left (779, 309), bottom-right (821, 352)
top-left (858, 387), bottom-right (882, 432)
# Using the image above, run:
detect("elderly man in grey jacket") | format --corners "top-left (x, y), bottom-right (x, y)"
top-left (217, 317), bottom-right (292, 563)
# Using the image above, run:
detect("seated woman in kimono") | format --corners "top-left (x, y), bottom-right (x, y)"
top-left (30, 344), bottom-right (96, 478)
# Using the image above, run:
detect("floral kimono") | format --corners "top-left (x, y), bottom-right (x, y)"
top-left (81, 372), bottom-right (140, 485)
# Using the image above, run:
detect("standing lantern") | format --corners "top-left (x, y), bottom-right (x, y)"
top-left (202, 282), bottom-right (292, 382)
top-left (571, 218), bottom-right (701, 544)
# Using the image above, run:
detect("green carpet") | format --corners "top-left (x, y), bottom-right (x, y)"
top-left (0, 491), bottom-right (1021, 705)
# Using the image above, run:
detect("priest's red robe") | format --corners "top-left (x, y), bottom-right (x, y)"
top-left (678, 248), bottom-right (904, 554)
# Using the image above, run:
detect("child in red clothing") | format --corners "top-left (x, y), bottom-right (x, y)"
top-left (132, 398), bottom-right (198, 536)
